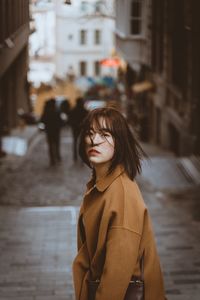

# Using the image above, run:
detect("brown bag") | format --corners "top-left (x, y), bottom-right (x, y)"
top-left (88, 254), bottom-right (144, 300)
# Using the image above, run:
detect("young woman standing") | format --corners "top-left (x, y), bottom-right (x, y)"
top-left (73, 107), bottom-right (167, 300)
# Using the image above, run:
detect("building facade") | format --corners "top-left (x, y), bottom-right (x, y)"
top-left (29, 0), bottom-right (56, 87)
top-left (115, 0), bottom-right (200, 156)
top-left (55, 0), bottom-right (115, 79)
top-left (0, 0), bottom-right (30, 136)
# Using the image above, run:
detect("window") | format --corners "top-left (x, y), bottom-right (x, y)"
top-left (80, 61), bottom-right (87, 76)
top-left (81, 1), bottom-right (88, 12)
top-left (80, 30), bottom-right (87, 45)
top-left (95, 1), bottom-right (102, 13)
top-left (130, 0), bottom-right (143, 35)
top-left (94, 61), bottom-right (100, 76)
top-left (94, 30), bottom-right (101, 45)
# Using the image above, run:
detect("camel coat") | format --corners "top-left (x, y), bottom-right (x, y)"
top-left (73, 165), bottom-right (166, 300)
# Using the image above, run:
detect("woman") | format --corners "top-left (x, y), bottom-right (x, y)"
top-left (73, 107), bottom-right (166, 300)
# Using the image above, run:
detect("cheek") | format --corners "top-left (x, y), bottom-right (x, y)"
top-left (105, 143), bottom-right (115, 158)
top-left (105, 136), bottom-right (115, 151)
top-left (85, 136), bottom-right (90, 144)
top-left (84, 140), bottom-right (90, 157)
top-left (107, 136), bottom-right (114, 145)
top-left (85, 144), bottom-right (90, 158)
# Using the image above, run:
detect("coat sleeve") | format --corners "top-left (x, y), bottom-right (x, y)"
top-left (95, 226), bottom-right (141, 300)
top-left (72, 242), bottom-right (90, 300)
top-left (73, 214), bottom-right (90, 300)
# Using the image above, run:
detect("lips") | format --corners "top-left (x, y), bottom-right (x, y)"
top-left (88, 149), bottom-right (100, 155)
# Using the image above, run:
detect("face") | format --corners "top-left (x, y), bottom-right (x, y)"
top-left (85, 118), bottom-right (115, 167)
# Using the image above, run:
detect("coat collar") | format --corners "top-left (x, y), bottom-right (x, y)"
top-left (85, 165), bottom-right (125, 195)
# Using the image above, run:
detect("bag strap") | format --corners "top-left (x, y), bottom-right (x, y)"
top-left (139, 252), bottom-right (144, 281)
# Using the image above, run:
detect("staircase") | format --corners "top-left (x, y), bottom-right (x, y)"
top-left (177, 156), bottom-right (200, 185)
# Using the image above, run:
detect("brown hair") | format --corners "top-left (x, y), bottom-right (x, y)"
top-left (78, 107), bottom-right (146, 180)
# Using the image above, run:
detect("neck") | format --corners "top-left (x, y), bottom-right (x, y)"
top-left (94, 163), bottom-right (110, 182)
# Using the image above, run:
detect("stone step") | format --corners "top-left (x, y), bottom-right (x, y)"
top-left (141, 157), bottom-right (192, 190)
top-left (178, 156), bottom-right (200, 185)
top-left (2, 125), bottom-right (38, 156)
top-left (190, 155), bottom-right (200, 173)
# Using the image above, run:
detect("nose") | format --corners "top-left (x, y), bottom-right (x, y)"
top-left (91, 132), bottom-right (104, 145)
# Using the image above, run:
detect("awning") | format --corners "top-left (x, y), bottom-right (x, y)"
top-left (132, 81), bottom-right (154, 94)
top-left (100, 58), bottom-right (121, 67)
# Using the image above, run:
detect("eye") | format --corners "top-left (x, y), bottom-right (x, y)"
top-left (99, 132), bottom-right (105, 136)
top-left (103, 133), bottom-right (110, 137)
top-left (100, 131), bottom-right (111, 138)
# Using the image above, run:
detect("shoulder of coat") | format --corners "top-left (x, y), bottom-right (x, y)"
top-left (114, 174), bottom-right (146, 210)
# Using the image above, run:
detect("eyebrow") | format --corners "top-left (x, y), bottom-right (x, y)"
top-left (89, 127), bottom-right (112, 133)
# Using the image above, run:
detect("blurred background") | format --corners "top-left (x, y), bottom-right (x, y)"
top-left (0, 1), bottom-right (200, 299)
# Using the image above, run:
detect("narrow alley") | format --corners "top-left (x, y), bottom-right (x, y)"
top-left (0, 128), bottom-right (200, 300)
top-left (0, 1), bottom-right (200, 299)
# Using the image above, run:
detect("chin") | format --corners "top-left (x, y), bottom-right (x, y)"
top-left (90, 160), bottom-right (109, 166)
top-left (89, 158), bottom-right (101, 164)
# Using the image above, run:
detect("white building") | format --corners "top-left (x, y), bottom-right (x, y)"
top-left (115, 0), bottom-right (151, 72)
top-left (29, 1), bottom-right (56, 87)
top-left (55, 0), bottom-right (115, 79)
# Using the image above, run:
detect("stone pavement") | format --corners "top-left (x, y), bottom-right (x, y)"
top-left (0, 128), bottom-right (90, 206)
top-left (0, 188), bottom-right (199, 299)
top-left (142, 188), bottom-right (200, 300)
top-left (0, 206), bottom-right (79, 300)
top-left (0, 128), bottom-right (200, 299)
top-left (140, 142), bottom-right (200, 190)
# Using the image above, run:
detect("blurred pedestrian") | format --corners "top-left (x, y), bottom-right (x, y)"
top-left (68, 97), bottom-right (88, 162)
top-left (40, 98), bottom-right (62, 166)
top-left (59, 98), bottom-right (71, 127)
top-left (73, 107), bottom-right (167, 300)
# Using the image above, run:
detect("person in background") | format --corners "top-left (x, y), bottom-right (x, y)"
top-left (40, 98), bottom-right (62, 166)
top-left (59, 98), bottom-right (71, 127)
top-left (68, 97), bottom-right (88, 162)
top-left (72, 107), bottom-right (167, 300)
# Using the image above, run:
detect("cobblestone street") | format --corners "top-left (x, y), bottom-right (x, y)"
top-left (0, 128), bottom-right (200, 300)
top-left (0, 128), bottom-right (90, 206)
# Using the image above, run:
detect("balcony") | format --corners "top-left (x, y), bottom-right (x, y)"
top-left (115, 30), bottom-right (148, 69)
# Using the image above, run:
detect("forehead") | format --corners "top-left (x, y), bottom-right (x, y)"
top-left (90, 117), bottom-right (110, 130)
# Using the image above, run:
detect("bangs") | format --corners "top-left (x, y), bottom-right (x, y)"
top-left (86, 112), bottom-right (115, 136)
